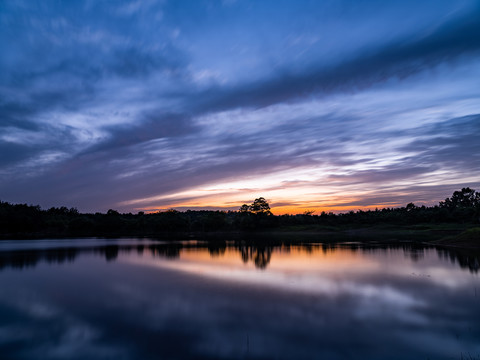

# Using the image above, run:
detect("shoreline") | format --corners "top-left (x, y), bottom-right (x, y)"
top-left (1, 224), bottom-right (478, 249)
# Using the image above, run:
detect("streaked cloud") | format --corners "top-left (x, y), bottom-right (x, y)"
top-left (0, 0), bottom-right (479, 213)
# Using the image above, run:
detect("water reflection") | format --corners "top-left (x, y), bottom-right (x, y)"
top-left (0, 239), bottom-right (479, 273)
top-left (0, 239), bottom-right (479, 360)
top-left (239, 245), bottom-right (272, 269)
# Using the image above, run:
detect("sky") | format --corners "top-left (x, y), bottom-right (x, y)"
top-left (1, 0), bottom-right (479, 214)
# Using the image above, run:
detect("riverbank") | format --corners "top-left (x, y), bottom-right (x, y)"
top-left (428, 227), bottom-right (480, 249)
top-left (1, 223), bottom-right (479, 249)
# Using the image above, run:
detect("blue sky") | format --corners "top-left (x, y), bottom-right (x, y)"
top-left (1, 0), bottom-right (479, 213)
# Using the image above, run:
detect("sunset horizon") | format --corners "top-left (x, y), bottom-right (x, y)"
top-left (1, 1), bottom-right (479, 214)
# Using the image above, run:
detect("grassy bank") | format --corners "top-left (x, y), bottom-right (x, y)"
top-left (429, 227), bottom-right (480, 248)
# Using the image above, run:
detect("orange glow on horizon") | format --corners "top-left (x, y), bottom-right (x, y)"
top-left (270, 203), bottom-right (404, 215)
top-left (139, 202), bottom-right (405, 215)
top-left (120, 171), bottom-right (453, 214)
top-left (132, 189), bottom-right (408, 214)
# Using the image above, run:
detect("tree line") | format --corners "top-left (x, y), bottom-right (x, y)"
top-left (0, 188), bottom-right (479, 238)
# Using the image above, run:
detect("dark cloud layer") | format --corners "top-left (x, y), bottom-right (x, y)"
top-left (194, 8), bottom-right (480, 113)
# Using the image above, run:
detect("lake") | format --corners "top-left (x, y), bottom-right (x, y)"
top-left (0, 238), bottom-right (479, 359)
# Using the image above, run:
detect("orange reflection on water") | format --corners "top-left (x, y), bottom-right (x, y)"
top-left (122, 242), bottom-right (477, 298)
top-left (178, 245), bottom-right (382, 273)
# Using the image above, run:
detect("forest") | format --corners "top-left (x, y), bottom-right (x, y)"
top-left (0, 188), bottom-right (479, 239)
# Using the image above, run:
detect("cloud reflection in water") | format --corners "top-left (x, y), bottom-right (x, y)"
top-left (0, 240), bottom-right (478, 359)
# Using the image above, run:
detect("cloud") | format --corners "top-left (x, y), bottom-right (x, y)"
top-left (189, 7), bottom-right (480, 113)
top-left (0, 102), bottom-right (43, 131)
top-left (333, 181), bottom-right (480, 208)
top-left (0, 142), bottom-right (38, 167)
top-left (1, 1), bottom-right (479, 212)
top-left (328, 166), bottom-right (435, 186)
top-left (1, 103), bottom-right (479, 212)
top-left (401, 114), bottom-right (480, 170)
top-left (88, 112), bottom-right (199, 153)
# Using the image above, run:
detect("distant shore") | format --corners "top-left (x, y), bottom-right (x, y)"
top-left (1, 223), bottom-right (478, 249)
top-left (2, 188), bottom-right (479, 248)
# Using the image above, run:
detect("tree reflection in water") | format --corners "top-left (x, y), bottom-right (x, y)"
top-left (238, 245), bottom-right (273, 269)
top-left (1, 238), bottom-right (479, 360)
top-left (0, 239), bottom-right (479, 274)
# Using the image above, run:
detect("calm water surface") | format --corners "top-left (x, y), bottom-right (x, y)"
top-left (0, 238), bottom-right (479, 360)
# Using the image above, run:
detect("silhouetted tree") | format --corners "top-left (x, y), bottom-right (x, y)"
top-left (440, 188), bottom-right (479, 209)
top-left (406, 203), bottom-right (416, 212)
top-left (239, 204), bottom-right (251, 213)
top-left (250, 197), bottom-right (272, 215)
top-left (239, 197), bottom-right (272, 215)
